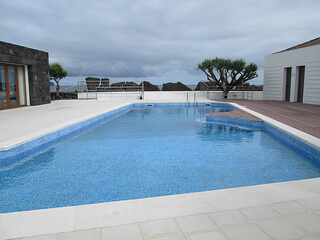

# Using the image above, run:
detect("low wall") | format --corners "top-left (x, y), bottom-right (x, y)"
top-left (78, 92), bottom-right (142, 100)
top-left (77, 91), bottom-right (264, 101)
top-left (206, 91), bottom-right (264, 100)
top-left (51, 92), bottom-right (78, 100)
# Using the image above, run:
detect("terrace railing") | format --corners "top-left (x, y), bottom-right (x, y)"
top-left (198, 81), bottom-right (262, 100)
top-left (77, 80), bottom-right (144, 100)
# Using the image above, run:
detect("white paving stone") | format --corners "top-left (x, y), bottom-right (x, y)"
top-left (139, 219), bottom-right (181, 239)
top-left (146, 233), bottom-right (187, 240)
top-left (288, 213), bottom-right (320, 236)
top-left (188, 229), bottom-right (228, 240)
top-left (175, 214), bottom-right (216, 234)
top-left (61, 228), bottom-right (100, 240)
top-left (258, 218), bottom-right (307, 240)
top-left (221, 223), bottom-right (272, 240)
top-left (101, 223), bottom-right (143, 240)
top-left (269, 201), bottom-right (309, 216)
top-left (240, 205), bottom-right (281, 221)
top-left (208, 209), bottom-right (249, 227)
top-left (297, 197), bottom-right (320, 211)
top-left (298, 237), bottom-right (318, 240)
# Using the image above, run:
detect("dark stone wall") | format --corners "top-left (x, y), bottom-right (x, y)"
top-left (50, 92), bottom-right (78, 100)
top-left (0, 41), bottom-right (50, 106)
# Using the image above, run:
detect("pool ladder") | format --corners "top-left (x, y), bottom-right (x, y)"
top-left (187, 92), bottom-right (198, 106)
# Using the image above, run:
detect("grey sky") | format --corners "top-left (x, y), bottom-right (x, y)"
top-left (1, 0), bottom-right (319, 85)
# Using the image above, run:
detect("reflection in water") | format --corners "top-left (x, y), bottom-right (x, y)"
top-left (197, 123), bottom-right (256, 143)
top-left (0, 148), bottom-right (55, 190)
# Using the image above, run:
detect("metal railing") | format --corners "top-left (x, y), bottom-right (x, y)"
top-left (77, 80), bottom-right (144, 100)
top-left (198, 81), bottom-right (262, 100)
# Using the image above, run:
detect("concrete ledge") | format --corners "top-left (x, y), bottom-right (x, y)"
top-left (1, 178), bottom-right (320, 239)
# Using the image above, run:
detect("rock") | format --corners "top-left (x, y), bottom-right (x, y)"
top-left (110, 81), bottom-right (140, 91)
top-left (85, 77), bottom-right (100, 91)
top-left (97, 78), bottom-right (109, 91)
top-left (161, 82), bottom-right (192, 91)
top-left (139, 81), bottom-right (160, 91)
top-left (110, 81), bottom-right (125, 91)
top-left (124, 82), bottom-right (139, 91)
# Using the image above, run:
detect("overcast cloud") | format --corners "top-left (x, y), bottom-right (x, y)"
top-left (1, 0), bottom-right (320, 85)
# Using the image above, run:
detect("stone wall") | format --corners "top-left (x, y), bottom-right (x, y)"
top-left (0, 41), bottom-right (50, 106)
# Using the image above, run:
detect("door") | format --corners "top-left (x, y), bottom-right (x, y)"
top-left (297, 66), bottom-right (305, 103)
top-left (0, 66), bottom-right (7, 107)
top-left (0, 64), bottom-right (26, 109)
top-left (8, 66), bottom-right (19, 106)
top-left (285, 67), bottom-right (292, 101)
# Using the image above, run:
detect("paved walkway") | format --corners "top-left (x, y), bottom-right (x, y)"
top-left (1, 98), bottom-right (320, 240)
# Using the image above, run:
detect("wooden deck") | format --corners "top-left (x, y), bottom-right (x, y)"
top-left (217, 100), bottom-right (320, 139)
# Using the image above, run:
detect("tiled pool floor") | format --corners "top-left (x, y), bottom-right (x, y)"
top-left (1, 99), bottom-right (320, 240)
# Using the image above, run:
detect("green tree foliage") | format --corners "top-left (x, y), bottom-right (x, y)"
top-left (49, 62), bottom-right (68, 99)
top-left (197, 58), bottom-right (258, 98)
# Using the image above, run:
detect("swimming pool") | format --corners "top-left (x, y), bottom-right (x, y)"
top-left (0, 103), bottom-right (320, 213)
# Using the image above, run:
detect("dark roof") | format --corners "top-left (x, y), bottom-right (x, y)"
top-left (273, 37), bottom-right (320, 54)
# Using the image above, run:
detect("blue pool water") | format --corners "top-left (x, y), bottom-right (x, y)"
top-left (1, 105), bottom-right (320, 213)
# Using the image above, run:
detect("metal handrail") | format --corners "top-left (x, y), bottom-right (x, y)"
top-left (200, 83), bottom-right (259, 100)
top-left (78, 80), bottom-right (144, 100)
top-left (77, 80), bottom-right (143, 92)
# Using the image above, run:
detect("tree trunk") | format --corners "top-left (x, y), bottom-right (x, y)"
top-left (55, 81), bottom-right (63, 99)
top-left (223, 86), bottom-right (228, 99)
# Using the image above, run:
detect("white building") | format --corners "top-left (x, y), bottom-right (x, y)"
top-left (263, 37), bottom-right (320, 105)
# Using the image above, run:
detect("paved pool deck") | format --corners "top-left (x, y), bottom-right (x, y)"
top-left (1, 98), bottom-right (320, 240)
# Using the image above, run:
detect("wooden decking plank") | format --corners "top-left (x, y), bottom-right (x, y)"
top-left (217, 100), bottom-right (320, 139)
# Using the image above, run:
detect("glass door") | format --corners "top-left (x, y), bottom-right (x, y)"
top-left (8, 66), bottom-right (19, 106)
top-left (0, 66), bottom-right (8, 107)
top-left (0, 64), bottom-right (26, 109)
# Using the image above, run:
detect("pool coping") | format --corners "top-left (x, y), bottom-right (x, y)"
top-left (1, 177), bottom-right (320, 239)
top-left (1, 101), bottom-right (320, 239)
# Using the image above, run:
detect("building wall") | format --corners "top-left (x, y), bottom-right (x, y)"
top-left (0, 41), bottom-right (50, 106)
top-left (264, 44), bottom-right (320, 105)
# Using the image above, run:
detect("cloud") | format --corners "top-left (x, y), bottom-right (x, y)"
top-left (1, 0), bottom-right (319, 84)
